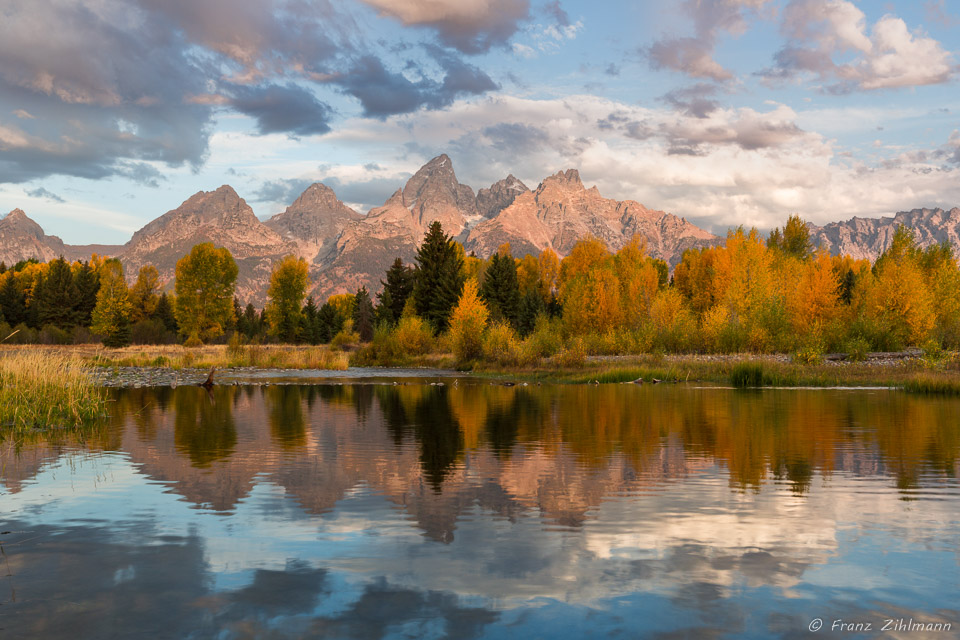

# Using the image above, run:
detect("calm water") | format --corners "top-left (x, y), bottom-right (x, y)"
top-left (1, 380), bottom-right (959, 639)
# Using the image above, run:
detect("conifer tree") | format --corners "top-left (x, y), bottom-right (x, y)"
top-left (302, 296), bottom-right (320, 344)
top-left (91, 259), bottom-right (132, 348)
top-left (480, 250), bottom-right (521, 328)
top-left (317, 302), bottom-right (341, 343)
top-left (38, 258), bottom-right (79, 328)
top-left (154, 293), bottom-right (178, 333)
top-left (353, 286), bottom-right (375, 342)
top-left (378, 257), bottom-right (414, 324)
top-left (74, 262), bottom-right (100, 326)
top-left (413, 221), bottom-right (465, 332)
top-left (0, 273), bottom-right (28, 327)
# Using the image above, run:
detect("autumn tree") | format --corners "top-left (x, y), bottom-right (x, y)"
top-left (91, 259), bottom-right (132, 348)
top-left (129, 265), bottom-right (160, 323)
top-left (768, 214), bottom-right (812, 260)
top-left (265, 255), bottom-right (310, 343)
top-left (448, 279), bottom-right (489, 363)
top-left (174, 243), bottom-right (238, 343)
top-left (413, 221), bottom-right (465, 332)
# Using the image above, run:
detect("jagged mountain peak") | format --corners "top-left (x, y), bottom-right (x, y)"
top-left (5, 208), bottom-right (28, 221)
top-left (476, 174), bottom-right (531, 219)
top-left (541, 168), bottom-right (583, 190)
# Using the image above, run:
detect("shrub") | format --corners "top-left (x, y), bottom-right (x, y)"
top-left (331, 319), bottom-right (360, 351)
top-left (39, 324), bottom-right (71, 345)
top-left (555, 337), bottom-right (587, 368)
top-left (482, 321), bottom-right (521, 366)
top-left (523, 315), bottom-right (564, 359)
top-left (393, 314), bottom-right (434, 356)
top-left (793, 342), bottom-right (824, 365)
top-left (844, 336), bottom-right (870, 362)
top-left (131, 318), bottom-right (177, 345)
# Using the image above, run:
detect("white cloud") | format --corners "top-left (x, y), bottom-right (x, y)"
top-left (765, 0), bottom-right (955, 91)
top-left (324, 93), bottom-right (960, 232)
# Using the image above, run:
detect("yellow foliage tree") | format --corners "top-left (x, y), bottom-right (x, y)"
top-left (91, 259), bottom-right (132, 348)
top-left (448, 279), bottom-right (489, 363)
top-left (265, 255), bottom-right (310, 343)
top-left (174, 243), bottom-right (238, 343)
top-left (129, 265), bottom-right (160, 323)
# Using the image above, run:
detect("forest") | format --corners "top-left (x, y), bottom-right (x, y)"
top-left (1, 215), bottom-right (957, 366)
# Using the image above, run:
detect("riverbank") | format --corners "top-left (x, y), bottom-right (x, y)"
top-left (3, 344), bottom-right (958, 393)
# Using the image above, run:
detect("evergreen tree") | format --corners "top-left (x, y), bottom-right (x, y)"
top-left (413, 221), bottom-right (465, 332)
top-left (480, 251), bottom-right (521, 328)
top-left (239, 303), bottom-right (260, 339)
top-left (375, 288), bottom-right (395, 327)
top-left (0, 262), bottom-right (6, 274)
top-left (37, 257), bottom-right (80, 328)
top-left (769, 215), bottom-right (812, 260)
top-left (302, 296), bottom-right (320, 344)
top-left (0, 274), bottom-right (28, 327)
top-left (27, 275), bottom-right (43, 329)
top-left (154, 293), bottom-right (178, 333)
top-left (317, 302), bottom-right (341, 343)
top-left (517, 288), bottom-right (545, 336)
top-left (378, 257), bottom-right (414, 324)
top-left (74, 262), bottom-right (100, 327)
top-left (353, 286), bottom-right (375, 342)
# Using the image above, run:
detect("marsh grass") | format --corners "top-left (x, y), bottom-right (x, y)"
top-left (0, 351), bottom-right (108, 432)
top-left (730, 362), bottom-right (766, 388)
top-left (85, 344), bottom-right (348, 371)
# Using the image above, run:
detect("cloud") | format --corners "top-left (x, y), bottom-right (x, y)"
top-left (333, 50), bottom-right (497, 118)
top-left (660, 83), bottom-right (722, 118)
top-left (227, 83), bottom-right (333, 136)
top-left (326, 93), bottom-right (960, 234)
top-left (358, 0), bottom-right (531, 54)
top-left (0, 0), bottom-right (500, 185)
top-left (760, 0), bottom-right (955, 91)
top-left (646, 1), bottom-right (770, 81)
top-left (25, 186), bottom-right (65, 203)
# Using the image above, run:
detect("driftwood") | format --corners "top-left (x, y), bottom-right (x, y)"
top-left (200, 367), bottom-right (216, 388)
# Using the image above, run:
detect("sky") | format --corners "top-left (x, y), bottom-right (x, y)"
top-left (0, 0), bottom-right (958, 244)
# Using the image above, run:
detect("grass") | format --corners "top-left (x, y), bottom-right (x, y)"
top-left (48, 343), bottom-right (351, 371)
top-left (730, 362), bottom-right (766, 388)
top-left (0, 351), bottom-right (108, 433)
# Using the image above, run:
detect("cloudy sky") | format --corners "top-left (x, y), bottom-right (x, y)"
top-left (1, 0), bottom-right (958, 244)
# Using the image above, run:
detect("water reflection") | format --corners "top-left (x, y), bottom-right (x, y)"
top-left (1, 382), bottom-right (959, 639)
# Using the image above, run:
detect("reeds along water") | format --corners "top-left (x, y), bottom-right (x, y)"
top-left (0, 351), bottom-right (107, 433)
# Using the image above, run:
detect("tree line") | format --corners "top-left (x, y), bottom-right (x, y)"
top-left (2, 216), bottom-right (958, 359)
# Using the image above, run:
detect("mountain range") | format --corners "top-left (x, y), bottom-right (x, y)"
top-left (1, 154), bottom-right (957, 302)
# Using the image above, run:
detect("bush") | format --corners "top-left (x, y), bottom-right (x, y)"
top-left (393, 315), bottom-right (434, 356)
top-left (482, 321), bottom-right (521, 366)
top-left (844, 336), bottom-right (870, 362)
top-left (555, 337), bottom-right (587, 368)
top-left (71, 326), bottom-right (99, 345)
top-left (131, 318), bottom-right (177, 345)
top-left (331, 319), bottom-right (360, 351)
top-left (523, 315), bottom-right (564, 359)
top-left (793, 342), bottom-right (824, 365)
top-left (4, 323), bottom-right (38, 344)
top-left (39, 324), bottom-right (71, 345)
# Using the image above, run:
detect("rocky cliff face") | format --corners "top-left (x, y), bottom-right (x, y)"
top-left (810, 207), bottom-right (960, 261)
top-left (0, 209), bottom-right (66, 265)
top-left (265, 183), bottom-right (361, 265)
top-left (464, 169), bottom-right (719, 266)
top-left (119, 186), bottom-right (295, 302)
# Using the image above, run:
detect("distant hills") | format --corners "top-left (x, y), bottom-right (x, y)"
top-left (2, 154), bottom-right (957, 302)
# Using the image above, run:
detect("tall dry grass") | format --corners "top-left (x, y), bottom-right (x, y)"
top-left (0, 351), bottom-right (108, 432)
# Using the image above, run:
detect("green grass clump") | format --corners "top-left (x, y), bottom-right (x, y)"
top-left (0, 351), bottom-right (108, 433)
top-left (730, 362), bottom-right (766, 388)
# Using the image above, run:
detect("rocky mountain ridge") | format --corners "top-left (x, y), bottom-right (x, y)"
top-left (10, 154), bottom-right (955, 304)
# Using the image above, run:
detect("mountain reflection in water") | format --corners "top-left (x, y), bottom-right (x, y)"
top-left (1, 382), bottom-right (958, 639)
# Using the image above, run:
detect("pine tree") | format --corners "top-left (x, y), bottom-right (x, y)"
top-left (74, 262), bottom-right (100, 327)
top-left (38, 257), bottom-right (80, 328)
top-left (517, 288), bottom-right (545, 336)
top-left (379, 257), bottom-right (414, 324)
top-left (413, 221), bottom-right (465, 332)
top-left (0, 273), bottom-right (28, 327)
top-left (317, 302), bottom-right (341, 343)
top-left (353, 286), bottom-right (375, 342)
top-left (302, 296), bottom-right (320, 344)
top-left (480, 251), bottom-right (521, 328)
top-left (154, 293), bottom-right (178, 334)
